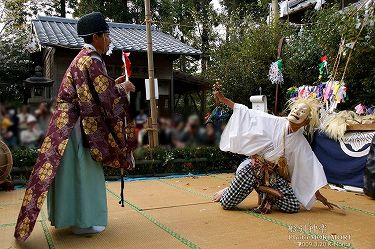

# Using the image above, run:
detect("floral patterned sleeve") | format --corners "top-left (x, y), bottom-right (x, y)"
top-left (85, 55), bottom-right (129, 119)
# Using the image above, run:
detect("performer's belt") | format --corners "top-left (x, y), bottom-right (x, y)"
top-left (251, 154), bottom-right (289, 186)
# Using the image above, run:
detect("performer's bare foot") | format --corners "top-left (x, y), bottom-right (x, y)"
top-left (213, 187), bottom-right (228, 202)
top-left (251, 192), bottom-right (276, 214)
top-left (252, 200), bottom-right (273, 214)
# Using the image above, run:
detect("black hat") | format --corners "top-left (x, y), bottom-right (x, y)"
top-left (77, 12), bottom-right (109, 37)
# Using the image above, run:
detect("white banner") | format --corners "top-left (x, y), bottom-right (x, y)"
top-left (145, 78), bottom-right (159, 100)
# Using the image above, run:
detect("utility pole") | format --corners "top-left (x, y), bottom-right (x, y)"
top-left (144, 0), bottom-right (159, 147)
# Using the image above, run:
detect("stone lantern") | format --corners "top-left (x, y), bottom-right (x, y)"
top-left (23, 66), bottom-right (54, 105)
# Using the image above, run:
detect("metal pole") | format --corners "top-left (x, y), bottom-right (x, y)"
top-left (144, 0), bottom-right (159, 147)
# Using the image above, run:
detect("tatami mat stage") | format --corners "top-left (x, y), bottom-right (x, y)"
top-left (1, 174), bottom-right (374, 249)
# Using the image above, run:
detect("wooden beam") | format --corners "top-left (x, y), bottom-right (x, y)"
top-left (175, 94), bottom-right (181, 108)
top-left (189, 94), bottom-right (199, 114)
top-left (144, 0), bottom-right (158, 146)
top-left (201, 90), bottom-right (206, 116)
top-left (170, 68), bottom-right (175, 114)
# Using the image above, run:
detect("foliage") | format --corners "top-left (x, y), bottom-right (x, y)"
top-left (208, 4), bottom-right (375, 112)
top-left (0, 30), bottom-right (33, 105)
top-left (113, 146), bottom-right (244, 176)
top-left (156, 0), bottom-right (219, 74)
top-left (0, 1), bottom-right (34, 105)
top-left (220, 0), bottom-right (269, 39)
top-left (283, 5), bottom-right (375, 109)
top-left (11, 147), bottom-right (38, 168)
top-left (208, 23), bottom-right (293, 110)
top-left (11, 146), bottom-right (243, 179)
top-left (73, 0), bottom-right (158, 23)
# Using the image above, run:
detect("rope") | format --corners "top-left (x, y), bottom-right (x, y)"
top-left (40, 209), bottom-right (55, 249)
top-left (348, 0), bottom-right (372, 17)
top-left (330, 36), bottom-right (344, 82)
top-left (213, 174), bottom-right (375, 218)
top-left (106, 188), bottom-right (201, 249)
top-left (157, 177), bottom-right (359, 249)
top-left (340, 20), bottom-right (367, 82)
top-left (331, 1), bottom-right (374, 83)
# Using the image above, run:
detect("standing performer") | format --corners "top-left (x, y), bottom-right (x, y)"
top-left (14, 12), bottom-right (137, 241)
top-left (212, 89), bottom-right (336, 213)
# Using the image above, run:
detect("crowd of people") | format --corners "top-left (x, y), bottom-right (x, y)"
top-left (0, 103), bottom-right (229, 150)
top-left (135, 108), bottom-right (228, 148)
top-left (0, 102), bottom-right (51, 149)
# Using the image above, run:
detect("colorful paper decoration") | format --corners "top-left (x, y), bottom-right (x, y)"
top-left (269, 59), bottom-right (284, 85)
top-left (287, 81), bottom-right (347, 111)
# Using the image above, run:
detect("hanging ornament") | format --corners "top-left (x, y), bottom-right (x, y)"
top-left (269, 59), bottom-right (284, 84)
top-left (318, 55), bottom-right (328, 81)
top-left (354, 103), bottom-right (366, 115)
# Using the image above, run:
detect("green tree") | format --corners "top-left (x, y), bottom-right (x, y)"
top-left (156, 0), bottom-right (197, 72)
top-left (0, 0), bottom-right (33, 105)
top-left (220, 0), bottom-right (269, 41)
top-left (73, 0), bottom-right (158, 23)
top-left (283, 5), bottom-right (375, 109)
top-left (156, 0), bottom-right (219, 74)
top-left (208, 4), bottom-right (375, 112)
top-left (208, 24), bottom-right (292, 110)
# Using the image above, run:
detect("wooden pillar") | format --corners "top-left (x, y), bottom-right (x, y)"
top-left (144, 0), bottom-right (159, 146)
top-left (170, 71), bottom-right (175, 114)
top-left (200, 90), bottom-right (206, 117)
top-left (184, 94), bottom-right (189, 116)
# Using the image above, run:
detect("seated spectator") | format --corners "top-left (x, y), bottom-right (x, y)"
top-left (179, 114), bottom-right (205, 146)
top-left (20, 115), bottom-right (43, 148)
top-left (135, 109), bottom-right (148, 129)
top-left (159, 117), bottom-right (172, 147)
top-left (1, 113), bottom-right (17, 148)
top-left (17, 105), bottom-right (31, 133)
top-left (170, 115), bottom-right (185, 148)
top-left (202, 121), bottom-right (220, 146)
top-left (138, 122), bottom-right (149, 147)
top-left (34, 102), bottom-right (51, 135)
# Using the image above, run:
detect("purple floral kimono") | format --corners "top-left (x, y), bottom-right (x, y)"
top-left (14, 48), bottom-right (137, 241)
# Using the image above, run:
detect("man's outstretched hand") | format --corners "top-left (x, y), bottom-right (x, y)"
top-left (315, 190), bottom-right (341, 210)
top-left (213, 187), bottom-right (228, 202)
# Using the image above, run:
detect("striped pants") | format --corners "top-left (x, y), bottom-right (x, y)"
top-left (220, 160), bottom-right (300, 213)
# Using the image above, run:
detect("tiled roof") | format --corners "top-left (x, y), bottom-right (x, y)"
top-left (32, 16), bottom-right (201, 56)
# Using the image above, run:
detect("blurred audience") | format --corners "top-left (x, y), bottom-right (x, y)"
top-left (1, 108), bottom-right (18, 148)
top-left (0, 103), bottom-right (229, 149)
top-left (158, 117), bottom-right (172, 147)
top-left (135, 109), bottom-right (148, 128)
top-left (170, 115), bottom-right (185, 148)
top-left (179, 114), bottom-right (206, 146)
top-left (34, 102), bottom-right (51, 135)
top-left (17, 105), bottom-right (31, 133)
top-left (20, 115), bottom-right (43, 148)
top-left (202, 121), bottom-right (220, 146)
top-left (0, 103), bottom-right (52, 149)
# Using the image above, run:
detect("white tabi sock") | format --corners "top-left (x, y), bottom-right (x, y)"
top-left (71, 226), bottom-right (106, 235)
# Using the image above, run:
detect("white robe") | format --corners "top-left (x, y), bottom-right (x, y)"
top-left (220, 103), bottom-right (328, 210)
